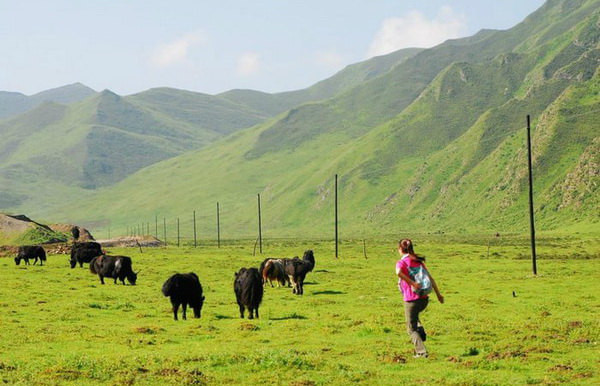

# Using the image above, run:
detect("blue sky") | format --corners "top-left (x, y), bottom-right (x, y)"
top-left (0, 0), bottom-right (545, 96)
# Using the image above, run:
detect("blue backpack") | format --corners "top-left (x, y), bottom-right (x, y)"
top-left (410, 264), bottom-right (432, 296)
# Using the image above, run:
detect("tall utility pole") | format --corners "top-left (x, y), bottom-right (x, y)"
top-left (526, 115), bottom-right (537, 275)
top-left (216, 202), bottom-right (221, 248)
top-left (257, 193), bottom-right (263, 254)
top-left (335, 173), bottom-right (339, 259)
top-left (163, 217), bottom-right (167, 247)
top-left (193, 210), bottom-right (197, 248)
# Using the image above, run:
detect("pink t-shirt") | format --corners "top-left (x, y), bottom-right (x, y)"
top-left (396, 254), bottom-right (429, 302)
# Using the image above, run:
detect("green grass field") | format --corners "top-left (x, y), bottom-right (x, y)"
top-left (1, 235), bottom-right (598, 385)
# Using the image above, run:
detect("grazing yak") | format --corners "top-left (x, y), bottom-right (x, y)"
top-left (89, 255), bottom-right (138, 285)
top-left (70, 241), bottom-right (103, 268)
top-left (14, 245), bottom-right (46, 266)
top-left (234, 268), bottom-right (263, 319)
top-left (259, 258), bottom-right (288, 287)
top-left (162, 273), bottom-right (205, 321)
top-left (283, 250), bottom-right (315, 295)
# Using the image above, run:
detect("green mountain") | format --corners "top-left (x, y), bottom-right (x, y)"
top-left (0, 83), bottom-right (97, 119)
top-left (128, 87), bottom-right (268, 135)
top-left (218, 47), bottom-right (423, 116)
top-left (0, 88), bottom-right (272, 213)
top-left (4, 0), bottom-right (599, 239)
top-left (0, 47), bottom-right (422, 218)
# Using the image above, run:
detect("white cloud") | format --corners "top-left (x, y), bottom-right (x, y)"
top-left (236, 52), bottom-right (260, 76)
top-left (151, 32), bottom-right (206, 68)
top-left (315, 51), bottom-right (344, 69)
top-left (367, 6), bottom-right (467, 58)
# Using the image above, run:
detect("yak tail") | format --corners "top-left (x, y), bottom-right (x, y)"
top-left (40, 248), bottom-right (47, 261)
top-left (262, 260), bottom-right (273, 281)
top-left (89, 256), bottom-right (99, 274)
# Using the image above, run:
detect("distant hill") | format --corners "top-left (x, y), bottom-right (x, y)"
top-left (219, 48), bottom-right (423, 116)
top-left (0, 87), bottom-right (271, 193)
top-left (40, 0), bottom-right (599, 238)
top-left (0, 83), bottom-right (96, 119)
top-left (128, 87), bottom-right (268, 135)
top-left (0, 46), bottom-right (420, 217)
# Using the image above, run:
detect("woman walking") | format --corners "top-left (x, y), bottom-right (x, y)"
top-left (396, 239), bottom-right (444, 358)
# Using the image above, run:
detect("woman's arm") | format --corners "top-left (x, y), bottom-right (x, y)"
top-left (429, 274), bottom-right (444, 304)
top-left (397, 271), bottom-right (421, 290)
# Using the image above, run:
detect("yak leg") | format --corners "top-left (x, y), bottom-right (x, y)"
top-left (99, 275), bottom-right (105, 284)
top-left (255, 307), bottom-right (259, 319)
top-left (172, 302), bottom-right (179, 321)
top-left (79, 261), bottom-right (83, 268)
top-left (296, 276), bottom-right (304, 295)
top-left (33, 257), bottom-right (38, 265)
top-left (39, 257), bottom-right (43, 266)
top-left (248, 307), bottom-right (254, 320)
top-left (25, 258), bottom-right (30, 265)
top-left (182, 303), bottom-right (187, 320)
top-left (238, 303), bottom-right (245, 319)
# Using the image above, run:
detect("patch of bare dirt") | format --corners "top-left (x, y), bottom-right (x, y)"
top-left (96, 236), bottom-right (163, 248)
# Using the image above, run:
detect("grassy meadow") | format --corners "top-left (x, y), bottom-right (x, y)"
top-left (0, 234), bottom-right (598, 385)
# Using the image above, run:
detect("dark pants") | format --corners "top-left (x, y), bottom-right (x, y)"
top-left (404, 297), bottom-right (428, 355)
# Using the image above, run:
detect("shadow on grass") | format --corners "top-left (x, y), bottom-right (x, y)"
top-left (314, 269), bottom-right (333, 273)
top-left (313, 290), bottom-right (345, 295)
top-left (214, 314), bottom-right (234, 320)
top-left (270, 313), bottom-right (307, 321)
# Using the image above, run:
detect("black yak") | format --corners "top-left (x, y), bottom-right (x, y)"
top-left (234, 267), bottom-right (263, 319)
top-left (283, 250), bottom-right (315, 295)
top-left (89, 255), bottom-right (137, 285)
top-left (70, 241), bottom-right (103, 268)
top-left (14, 245), bottom-right (46, 266)
top-left (259, 258), bottom-right (288, 287)
top-left (162, 273), bottom-right (205, 321)
top-left (71, 227), bottom-right (80, 240)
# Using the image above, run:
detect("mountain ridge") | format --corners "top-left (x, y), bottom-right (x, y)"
top-left (0, 83), bottom-right (97, 119)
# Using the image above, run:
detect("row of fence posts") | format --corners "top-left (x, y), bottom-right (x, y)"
top-left (124, 203), bottom-right (223, 248)
top-left (113, 115), bottom-right (537, 272)
top-left (118, 174), bottom-right (342, 258)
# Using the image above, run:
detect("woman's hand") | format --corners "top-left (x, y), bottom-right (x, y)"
top-left (411, 282), bottom-right (422, 291)
top-left (437, 293), bottom-right (445, 304)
